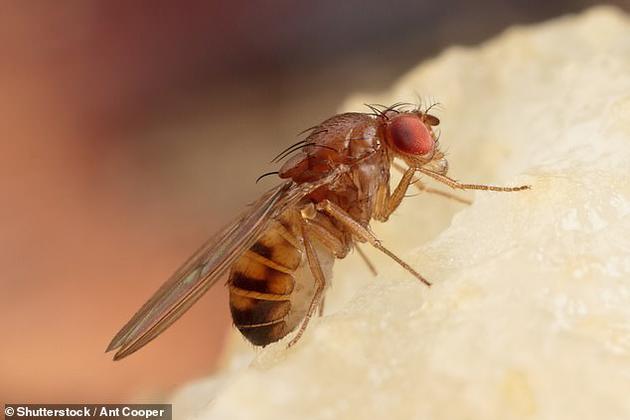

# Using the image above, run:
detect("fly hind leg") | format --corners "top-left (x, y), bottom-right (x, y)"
top-left (300, 205), bottom-right (350, 319)
top-left (287, 222), bottom-right (328, 347)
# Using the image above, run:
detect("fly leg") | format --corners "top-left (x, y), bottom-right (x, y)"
top-left (381, 166), bottom-right (416, 220)
top-left (393, 162), bottom-right (471, 205)
top-left (417, 167), bottom-right (531, 192)
top-left (356, 244), bottom-right (377, 276)
top-left (377, 165), bottom-right (470, 222)
top-left (287, 222), bottom-right (328, 347)
top-left (316, 199), bottom-right (431, 286)
top-left (373, 166), bottom-right (416, 221)
top-left (410, 179), bottom-right (472, 205)
top-left (300, 205), bottom-right (350, 319)
top-left (318, 295), bottom-right (326, 317)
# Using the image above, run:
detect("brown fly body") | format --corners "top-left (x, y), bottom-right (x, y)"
top-left (107, 103), bottom-right (529, 360)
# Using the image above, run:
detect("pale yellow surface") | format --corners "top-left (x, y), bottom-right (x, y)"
top-left (172, 6), bottom-right (630, 420)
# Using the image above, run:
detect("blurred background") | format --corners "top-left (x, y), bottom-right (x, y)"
top-left (2, 0), bottom-right (628, 403)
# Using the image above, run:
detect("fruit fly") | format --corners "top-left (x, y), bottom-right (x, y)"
top-left (107, 103), bottom-right (529, 360)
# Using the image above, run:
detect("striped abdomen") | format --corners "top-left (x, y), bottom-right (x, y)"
top-left (228, 220), bottom-right (303, 346)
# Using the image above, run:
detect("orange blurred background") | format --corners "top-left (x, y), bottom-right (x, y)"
top-left (2, 0), bottom-right (627, 403)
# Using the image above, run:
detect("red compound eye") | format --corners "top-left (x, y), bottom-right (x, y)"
top-left (386, 115), bottom-right (435, 155)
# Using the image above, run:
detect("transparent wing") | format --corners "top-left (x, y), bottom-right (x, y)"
top-left (107, 181), bottom-right (298, 360)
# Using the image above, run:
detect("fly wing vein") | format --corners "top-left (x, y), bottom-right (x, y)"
top-left (107, 181), bottom-right (293, 359)
top-left (106, 166), bottom-right (348, 360)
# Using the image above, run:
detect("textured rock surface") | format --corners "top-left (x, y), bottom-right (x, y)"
top-left (172, 7), bottom-right (630, 420)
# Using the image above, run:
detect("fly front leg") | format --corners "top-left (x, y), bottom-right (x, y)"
top-left (417, 167), bottom-right (531, 192)
top-left (316, 199), bottom-right (431, 286)
top-left (378, 165), bottom-right (472, 222)
top-left (392, 162), bottom-right (471, 205)
top-left (374, 166), bottom-right (416, 221)
top-left (411, 179), bottom-right (472, 205)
